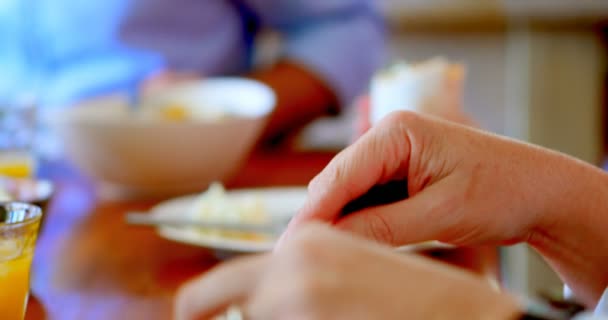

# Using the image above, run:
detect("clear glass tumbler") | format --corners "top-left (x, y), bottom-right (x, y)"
top-left (0, 96), bottom-right (37, 178)
top-left (0, 202), bottom-right (41, 319)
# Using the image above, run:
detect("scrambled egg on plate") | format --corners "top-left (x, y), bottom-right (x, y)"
top-left (187, 183), bottom-right (270, 241)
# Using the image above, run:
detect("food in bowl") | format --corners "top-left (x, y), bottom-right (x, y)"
top-left (187, 182), bottom-right (270, 241)
top-left (48, 77), bottom-right (276, 198)
top-left (139, 90), bottom-right (228, 123)
top-left (139, 101), bottom-right (223, 122)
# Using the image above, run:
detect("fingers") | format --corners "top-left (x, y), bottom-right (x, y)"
top-left (283, 112), bottom-right (419, 238)
top-left (334, 176), bottom-right (462, 245)
top-left (174, 255), bottom-right (269, 320)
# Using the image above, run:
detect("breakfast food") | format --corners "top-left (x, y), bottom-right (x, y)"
top-left (187, 183), bottom-right (270, 241)
top-left (137, 101), bottom-right (227, 122)
top-left (370, 57), bottom-right (465, 124)
top-left (0, 188), bottom-right (11, 202)
top-left (158, 103), bottom-right (190, 121)
top-left (139, 82), bottom-right (228, 122)
top-left (0, 177), bottom-right (52, 204)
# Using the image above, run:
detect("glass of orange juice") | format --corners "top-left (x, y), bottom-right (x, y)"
top-left (0, 202), bottom-right (41, 319)
top-left (0, 96), bottom-right (37, 178)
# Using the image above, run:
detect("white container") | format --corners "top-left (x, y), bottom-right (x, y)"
top-left (48, 78), bottom-right (275, 198)
top-left (370, 57), bottom-right (465, 124)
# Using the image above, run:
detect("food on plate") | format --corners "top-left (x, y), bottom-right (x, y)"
top-left (370, 57), bottom-right (465, 124)
top-left (187, 183), bottom-right (270, 241)
top-left (0, 188), bottom-right (11, 202)
top-left (0, 177), bottom-right (53, 204)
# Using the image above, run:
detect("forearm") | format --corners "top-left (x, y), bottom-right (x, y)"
top-left (526, 149), bottom-right (608, 307)
top-left (249, 60), bottom-right (338, 144)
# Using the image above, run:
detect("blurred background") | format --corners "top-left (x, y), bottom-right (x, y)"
top-left (1, 0), bottom-right (607, 304)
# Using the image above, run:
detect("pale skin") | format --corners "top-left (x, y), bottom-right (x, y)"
top-left (284, 111), bottom-right (608, 307)
top-left (174, 110), bottom-right (608, 319)
top-left (175, 223), bottom-right (521, 320)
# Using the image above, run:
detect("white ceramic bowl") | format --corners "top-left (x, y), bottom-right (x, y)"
top-left (49, 78), bottom-right (275, 198)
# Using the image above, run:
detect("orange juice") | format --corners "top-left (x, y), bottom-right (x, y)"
top-left (0, 152), bottom-right (34, 178)
top-left (0, 252), bottom-right (33, 319)
top-left (0, 202), bottom-right (41, 320)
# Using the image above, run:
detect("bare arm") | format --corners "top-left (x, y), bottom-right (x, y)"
top-left (526, 152), bottom-right (608, 307)
top-left (249, 60), bottom-right (339, 143)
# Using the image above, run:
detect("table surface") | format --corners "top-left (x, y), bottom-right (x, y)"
top-left (25, 150), bottom-right (498, 320)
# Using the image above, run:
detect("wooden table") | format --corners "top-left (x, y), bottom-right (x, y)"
top-left (25, 150), bottom-right (498, 320)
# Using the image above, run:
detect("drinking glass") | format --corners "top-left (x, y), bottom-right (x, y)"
top-left (0, 96), bottom-right (37, 178)
top-left (0, 202), bottom-right (41, 319)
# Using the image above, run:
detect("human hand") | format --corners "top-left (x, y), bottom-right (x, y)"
top-left (175, 223), bottom-right (520, 320)
top-left (353, 95), bottom-right (372, 139)
top-left (285, 111), bottom-right (608, 306)
top-left (286, 111), bottom-right (582, 247)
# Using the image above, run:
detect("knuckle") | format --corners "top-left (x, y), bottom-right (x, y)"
top-left (379, 110), bottom-right (420, 129)
top-left (308, 153), bottom-right (347, 192)
top-left (364, 212), bottom-right (396, 245)
top-left (308, 157), bottom-right (357, 204)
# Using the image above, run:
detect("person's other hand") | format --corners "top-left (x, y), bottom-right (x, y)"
top-left (285, 111), bottom-right (580, 247)
top-left (175, 224), bottom-right (520, 320)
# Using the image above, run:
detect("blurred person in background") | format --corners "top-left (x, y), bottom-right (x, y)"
top-left (0, 0), bottom-right (384, 144)
top-left (176, 111), bottom-right (608, 319)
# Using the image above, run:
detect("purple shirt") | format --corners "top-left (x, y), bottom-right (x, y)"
top-left (27, 0), bottom-right (385, 107)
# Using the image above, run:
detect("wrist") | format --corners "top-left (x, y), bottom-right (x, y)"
top-left (524, 147), bottom-right (605, 243)
top-left (525, 149), bottom-right (608, 307)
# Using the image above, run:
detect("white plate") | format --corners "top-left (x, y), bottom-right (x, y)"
top-left (150, 187), bottom-right (453, 253)
top-left (150, 187), bottom-right (308, 253)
